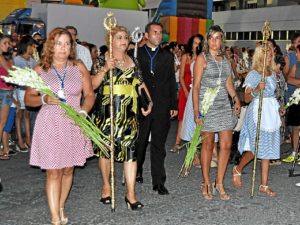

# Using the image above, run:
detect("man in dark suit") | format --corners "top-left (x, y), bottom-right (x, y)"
top-left (135, 22), bottom-right (178, 195)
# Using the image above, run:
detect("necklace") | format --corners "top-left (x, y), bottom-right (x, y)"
top-left (211, 54), bottom-right (223, 86)
top-left (52, 63), bottom-right (67, 102)
top-left (114, 57), bottom-right (126, 70)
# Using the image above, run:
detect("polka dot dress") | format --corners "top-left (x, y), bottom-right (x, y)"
top-left (30, 64), bottom-right (93, 169)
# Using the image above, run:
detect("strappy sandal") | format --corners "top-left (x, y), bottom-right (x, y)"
top-left (60, 208), bottom-right (68, 225)
top-left (232, 166), bottom-right (242, 188)
top-left (258, 185), bottom-right (277, 197)
top-left (212, 182), bottom-right (230, 201)
top-left (201, 183), bottom-right (213, 200)
top-left (51, 220), bottom-right (61, 225)
top-left (0, 151), bottom-right (10, 160)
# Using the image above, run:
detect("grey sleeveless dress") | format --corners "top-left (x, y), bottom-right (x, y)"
top-left (199, 53), bottom-right (234, 132)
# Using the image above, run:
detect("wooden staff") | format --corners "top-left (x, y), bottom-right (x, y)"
top-left (103, 12), bottom-right (117, 211)
top-left (250, 21), bottom-right (272, 198)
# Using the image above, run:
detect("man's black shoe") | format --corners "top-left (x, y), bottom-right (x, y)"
top-left (153, 185), bottom-right (169, 195)
top-left (136, 176), bottom-right (143, 183)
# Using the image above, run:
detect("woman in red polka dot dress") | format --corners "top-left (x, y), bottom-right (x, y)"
top-left (25, 27), bottom-right (95, 225)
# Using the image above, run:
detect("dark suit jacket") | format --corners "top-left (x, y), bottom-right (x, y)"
top-left (133, 46), bottom-right (178, 118)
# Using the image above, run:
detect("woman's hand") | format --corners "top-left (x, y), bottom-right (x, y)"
top-left (234, 100), bottom-right (241, 116)
top-left (141, 102), bottom-right (153, 116)
top-left (256, 81), bottom-right (265, 92)
top-left (105, 58), bottom-right (115, 71)
top-left (194, 111), bottom-right (202, 126)
top-left (43, 95), bottom-right (60, 105)
top-left (184, 89), bottom-right (189, 98)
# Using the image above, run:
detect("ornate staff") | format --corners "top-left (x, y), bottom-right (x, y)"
top-left (103, 12), bottom-right (117, 211)
top-left (131, 26), bottom-right (143, 58)
top-left (250, 21), bottom-right (272, 198)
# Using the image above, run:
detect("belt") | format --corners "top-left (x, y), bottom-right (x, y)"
top-left (103, 79), bottom-right (140, 113)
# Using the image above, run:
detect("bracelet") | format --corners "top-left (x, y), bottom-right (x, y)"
top-left (79, 109), bottom-right (88, 117)
top-left (250, 89), bottom-right (259, 97)
top-left (41, 94), bottom-right (47, 105)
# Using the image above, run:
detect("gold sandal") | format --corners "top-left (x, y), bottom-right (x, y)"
top-left (258, 185), bottom-right (277, 197)
top-left (212, 182), bottom-right (230, 201)
top-left (232, 166), bottom-right (242, 188)
top-left (201, 183), bottom-right (213, 200)
top-left (60, 208), bottom-right (68, 225)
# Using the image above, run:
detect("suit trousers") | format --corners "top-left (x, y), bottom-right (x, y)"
top-left (136, 114), bottom-right (170, 186)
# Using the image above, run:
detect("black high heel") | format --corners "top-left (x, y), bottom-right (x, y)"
top-left (124, 197), bottom-right (144, 210)
top-left (100, 196), bottom-right (111, 204)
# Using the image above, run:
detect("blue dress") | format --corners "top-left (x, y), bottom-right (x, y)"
top-left (238, 70), bottom-right (281, 159)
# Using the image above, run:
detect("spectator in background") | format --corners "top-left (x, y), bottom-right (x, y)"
top-left (0, 33), bottom-right (13, 160)
top-left (88, 43), bottom-right (98, 64)
top-left (282, 32), bottom-right (300, 163)
top-left (14, 35), bottom-right (36, 152)
top-left (99, 45), bottom-right (108, 56)
top-left (66, 25), bottom-right (93, 71)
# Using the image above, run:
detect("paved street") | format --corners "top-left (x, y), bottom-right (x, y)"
top-left (0, 120), bottom-right (299, 225)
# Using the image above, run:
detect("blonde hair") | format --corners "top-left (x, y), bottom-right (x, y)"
top-left (105, 26), bottom-right (129, 47)
top-left (251, 45), bottom-right (277, 73)
top-left (203, 25), bottom-right (225, 56)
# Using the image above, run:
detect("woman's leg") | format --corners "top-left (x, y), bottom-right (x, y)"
top-left (124, 161), bottom-right (137, 203)
top-left (217, 130), bottom-right (232, 185)
top-left (0, 105), bottom-right (10, 155)
top-left (200, 132), bottom-right (215, 185)
top-left (236, 151), bottom-right (254, 172)
top-left (175, 121), bottom-right (182, 145)
top-left (59, 167), bottom-right (74, 208)
top-left (15, 109), bottom-right (26, 148)
top-left (98, 158), bottom-right (111, 198)
top-left (59, 167), bottom-right (74, 223)
top-left (292, 126), bottom-right (299, 152)
top-left (261, 159), bottom-right (269, 186)
top-left (46, 169), bottom-right (63, 223)
top-left (24, 110), bottom-right (31, 147)
top-left (259, 159), bottom-right (276, 196)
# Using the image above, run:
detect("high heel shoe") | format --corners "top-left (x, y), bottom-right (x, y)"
top-left (232, 166), bottom-right (242, 188)
top-left (201, 183), bottom-right (213, 200)
top-left (60, 208), bottom-right (68, 225)
top-left (100, 196), bottom-right (112, 204)
top-left (258, 185), bottom-right (277, 197)
top-left (124, 197), bottom-right (144, 210)
top-left (212, 182), bottom-right (230, 201)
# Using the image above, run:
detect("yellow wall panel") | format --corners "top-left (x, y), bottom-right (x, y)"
top-left (0, 0), bottom-right (26, 20)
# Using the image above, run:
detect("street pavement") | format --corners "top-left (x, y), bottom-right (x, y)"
top-left (0, 120), bottom-right (299, 225)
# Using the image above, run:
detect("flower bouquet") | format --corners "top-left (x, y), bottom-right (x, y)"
top-left (179, 86), bottom-right (220, 177)
top-left (284, 88), bottom-right (300, 109)
top-left (2, 67), bottom-right (110, 157)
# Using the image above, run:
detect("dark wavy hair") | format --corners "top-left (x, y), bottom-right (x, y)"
top-left (186, 34), bottom-right (204, 57)
top-left (39, 27), bottom-right (76, 71)
top-left (17, 35), bottom-right (35, 56)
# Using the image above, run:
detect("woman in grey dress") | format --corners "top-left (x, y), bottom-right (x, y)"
top-left (193, 25), bottom-right (240, 200)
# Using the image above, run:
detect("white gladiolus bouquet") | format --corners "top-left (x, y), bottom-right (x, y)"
top-left (285, 88), bottom-right (300, 109)
top-left (179, 86), bottom-right (220, 177)
top-left (2, 67), bottom-right (110, 157)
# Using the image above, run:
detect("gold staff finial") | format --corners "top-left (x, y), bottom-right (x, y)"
top-left (262, 20), bottom-right (272, 42)
top-left (103, 12), bottom-right (117, 31)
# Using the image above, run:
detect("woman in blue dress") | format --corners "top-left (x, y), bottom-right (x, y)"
top-left (232, 45), bottom-right (282, 197)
